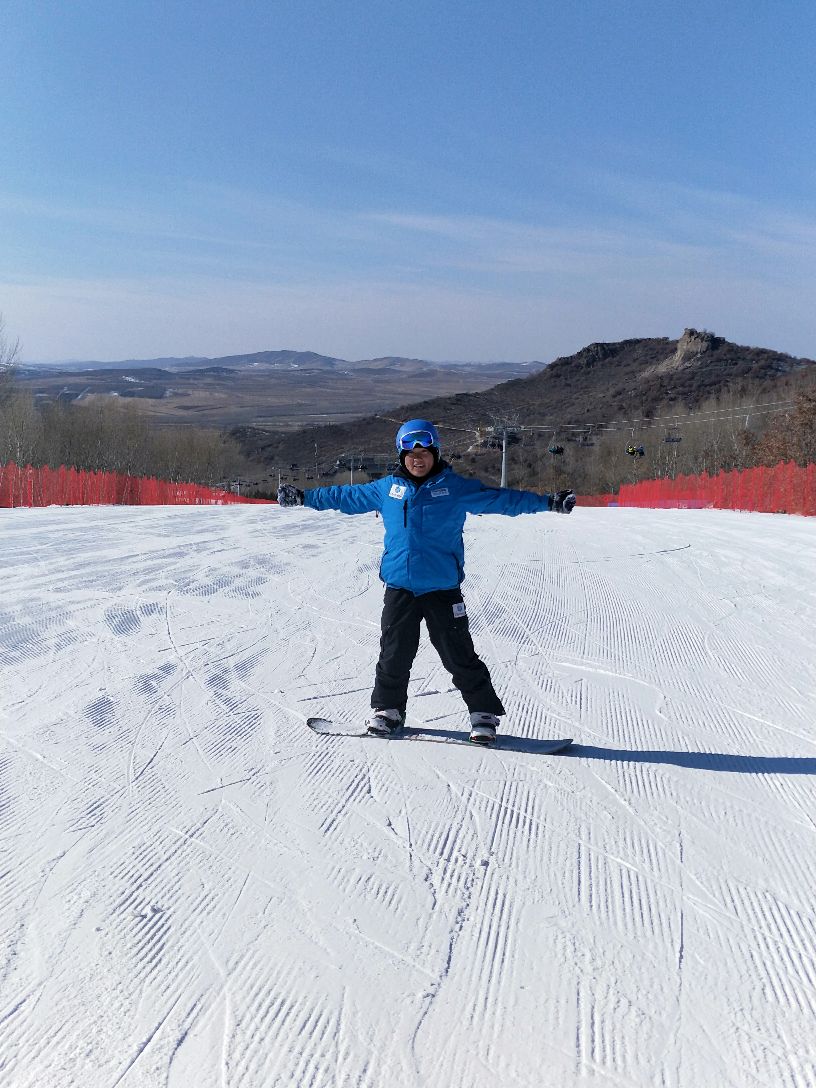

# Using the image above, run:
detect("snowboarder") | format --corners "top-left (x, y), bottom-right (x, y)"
top-left (277, 419), bottom-right (576, 745)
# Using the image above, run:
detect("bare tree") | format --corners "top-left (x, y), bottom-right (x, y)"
top-left (0, 313), bottom-right (21, 405)
top-left (0, 390), bottom-right (44, 466)
top-left (751, 391), bottom-right (816, 467)
top-left (0, 314), bottom-right (44, 465)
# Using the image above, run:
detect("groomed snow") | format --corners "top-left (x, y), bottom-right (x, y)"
top-left (1, 504), bottom-right (815, 1088)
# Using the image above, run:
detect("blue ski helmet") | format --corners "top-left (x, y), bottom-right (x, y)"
top-left (395, 418), bottom-right (441, 454)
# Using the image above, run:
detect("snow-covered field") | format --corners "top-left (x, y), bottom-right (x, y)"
top-left (2, 503), bottom-right (815, 1088)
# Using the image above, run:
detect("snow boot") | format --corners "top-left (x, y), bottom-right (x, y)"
top-left (469, 712), bottom-right (499, 746)
top-left (367, 708), bottom-right (404, 737)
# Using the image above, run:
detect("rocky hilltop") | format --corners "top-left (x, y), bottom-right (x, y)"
top-left (234, 330), bottom-right (814, 485)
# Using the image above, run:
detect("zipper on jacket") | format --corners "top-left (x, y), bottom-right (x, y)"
top-left (403, 500), bottom-right (408, 526)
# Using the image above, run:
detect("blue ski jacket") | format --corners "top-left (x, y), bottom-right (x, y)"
top-left (303, 465), bottom-right (554, 595)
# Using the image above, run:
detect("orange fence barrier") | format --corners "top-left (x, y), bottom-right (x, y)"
top-left (0, 462), bottom-right (272, 508)
top-left (581, 461), bottom-right (815, 516)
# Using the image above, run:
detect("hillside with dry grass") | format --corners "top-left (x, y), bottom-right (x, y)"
top-left (233, 330), bottom-right (816, 496)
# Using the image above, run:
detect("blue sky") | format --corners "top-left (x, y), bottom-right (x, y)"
top-left (2, 0), bottom-right (815, 362)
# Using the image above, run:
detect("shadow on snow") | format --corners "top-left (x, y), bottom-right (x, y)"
top-left (419, 727), bottom-right (816, 774)
top-left (566, 743), bottom-right (816, 775)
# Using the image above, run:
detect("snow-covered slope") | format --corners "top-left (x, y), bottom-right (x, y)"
top-left (1, 504), bottom-right (815, 1088)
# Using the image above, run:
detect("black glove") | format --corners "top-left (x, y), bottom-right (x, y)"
top-left (551, 488), bottom-right (576, 514)
top-left (277, 484), bottom-right (305, 507)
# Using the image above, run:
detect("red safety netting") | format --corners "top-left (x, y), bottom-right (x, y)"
top-left (0, 462), bottom-right (273, 508)
top-left (581, 461), bottom-right (815, 516)
top-left (4, 460), bottom-right (813, 514)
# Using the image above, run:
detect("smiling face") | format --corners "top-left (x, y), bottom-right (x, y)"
top-left (404, 447), bottom-right (435, 478)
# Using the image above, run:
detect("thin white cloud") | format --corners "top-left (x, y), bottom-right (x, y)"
top-left (2, 174), bottom-right (815, 361)
top-left (0, 189), bottom-right (288, 252)
top-left (366, 191), bottom-right (816, 282)
top-left (4, 258), bottom-right (815, 365)
top-left (5, 175), bottom-right (815, 283)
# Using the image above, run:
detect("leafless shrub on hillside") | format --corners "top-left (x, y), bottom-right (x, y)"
top-left (147, 425), bottom-right (245, 485)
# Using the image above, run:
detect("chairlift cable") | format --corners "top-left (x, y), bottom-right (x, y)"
top-left (518, 397), bottom-right (797, 432)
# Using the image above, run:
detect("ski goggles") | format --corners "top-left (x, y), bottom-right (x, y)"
top-left (398, 429), bottom-right (437, 451)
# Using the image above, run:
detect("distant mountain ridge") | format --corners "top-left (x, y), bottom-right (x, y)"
top-left (25, 349), bottom-right (541, 375)
top-left (16, 348), bottom-right (540, 431)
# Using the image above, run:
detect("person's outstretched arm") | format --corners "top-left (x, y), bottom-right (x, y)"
top-left (278, 480), bottom-right (385, 515)
top-left (459, 479), bottom-right (576, 516)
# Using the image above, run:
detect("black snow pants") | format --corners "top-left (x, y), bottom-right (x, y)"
top-left (371, 587), bottom-right (505, 718)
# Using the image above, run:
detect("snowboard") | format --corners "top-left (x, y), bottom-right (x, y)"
top-left (306, 717), bottom-right (574, 754)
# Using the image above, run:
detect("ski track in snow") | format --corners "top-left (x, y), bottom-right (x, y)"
top-left (1, 504), bottom-right (815, 1087)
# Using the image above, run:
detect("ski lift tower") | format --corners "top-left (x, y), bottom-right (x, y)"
top-left (489, 414), bottom-right (521, 488)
